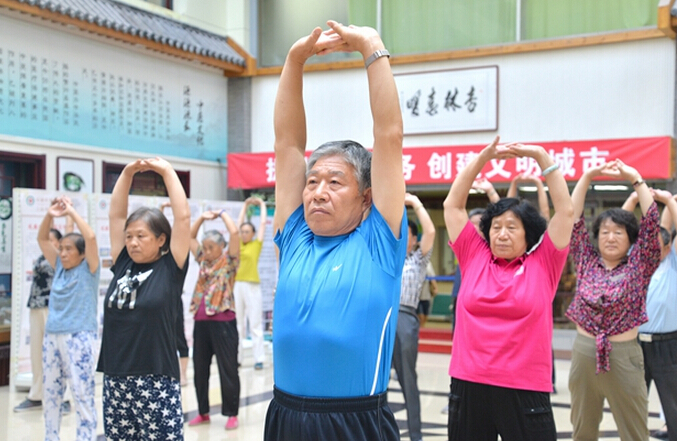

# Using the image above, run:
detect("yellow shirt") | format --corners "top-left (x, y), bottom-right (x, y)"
top-left (235, 239), bottom-right (263, 283)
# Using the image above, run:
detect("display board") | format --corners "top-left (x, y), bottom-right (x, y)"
top-left (0, 15), bottom-right (228, 161)
top-left (10, 188), bottom-right (277, 389)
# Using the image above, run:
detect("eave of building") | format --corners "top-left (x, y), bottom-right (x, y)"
top-left (0, 0), bottom-right (251, 77)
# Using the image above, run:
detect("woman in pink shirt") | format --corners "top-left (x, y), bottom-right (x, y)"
top-left (566, 159), bottom-right (663, 441)
top-left (443, 137), bottom-right (574, 441)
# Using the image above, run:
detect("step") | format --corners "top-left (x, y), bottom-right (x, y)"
top-left (418, 327), bottom-right (453, 354)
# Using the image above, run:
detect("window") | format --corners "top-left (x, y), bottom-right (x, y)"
top-left (521, 0), bottom-right (657, 40)
top-left (143, 0), bottom-right (173, 10)
top-left (258, 0), bottom-right (658, 64)
top-left (102, 162), bottom-right (190, 197)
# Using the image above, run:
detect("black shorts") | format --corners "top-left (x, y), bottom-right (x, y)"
top-left (264, 387), bottom-right (399, 441)
top-left (417, 300), bottom-right (431, 316)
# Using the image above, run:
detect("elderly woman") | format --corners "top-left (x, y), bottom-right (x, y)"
top-left (98, 158), bottom-right (191, 441)
top-left (38, 196), bottom-right (99, 441)
top-left (443, 137), bottom-right (574, 441)
top-left (187, 210), bottom-right (240, 430)
top-left (566, 159), bottom-right (663, 441)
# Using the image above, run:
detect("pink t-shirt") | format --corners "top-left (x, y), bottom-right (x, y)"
top-left (449, 221), bottom-right (569, 392)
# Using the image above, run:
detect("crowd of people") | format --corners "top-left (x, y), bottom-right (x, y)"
top-left (13, 20), bottom-right (676, 441)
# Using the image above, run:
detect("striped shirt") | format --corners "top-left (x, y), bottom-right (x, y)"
top-left (400, 247), bottom-right (432, 309)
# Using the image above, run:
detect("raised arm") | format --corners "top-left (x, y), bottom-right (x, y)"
top-left (37, 199), bottom-right (63, 268)
top-left (614, 159), bottom-right (653, 216)
top-left (273, 27), bottom-right (343, 234)
top-left (473, 178), bottom-right (500, 203)
top-left (218, 210), bottom-right (240, 258)
top-left (328, 20), bottom-right (404, 236)
top-left (242, 197), bottom-right (268, 242)
top-left (507, 145), bottom-right (573, 250)
top-left (63, 199), bottom-right (99, 273)
top-left (571, 163), bottom-right (608, 220)
top-left (621, 191), bottom-right (639, 213)
top-left (189, 211), bottom-right (210, 259)
top-left (660, 193), bottom-right (677, 231)
top-left (659, 193), bottom-right (677, 253)
top-left (443, 137), bottom-right (502, 242)
top-left (109, 160), bottom-right (144, 264)
top-left (145, 158), bottom-right (191, 269)
top-left (405, 193), bottom-right (435, 255)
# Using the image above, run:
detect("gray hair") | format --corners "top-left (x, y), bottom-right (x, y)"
top-left (202, 230), bottom-right (227, 248)
top-left (306, 140), bottom-right (372, 192)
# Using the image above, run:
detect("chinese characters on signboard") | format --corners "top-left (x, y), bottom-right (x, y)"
top-left (0, 26), bottom-right (226, 161)
top-left (394, 66), bottom-right (498, 134)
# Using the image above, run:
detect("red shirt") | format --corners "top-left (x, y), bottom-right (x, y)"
top-left (565, 202), bottom-right (660, 373)
top-left (449, 221), bottom-right (569, 392)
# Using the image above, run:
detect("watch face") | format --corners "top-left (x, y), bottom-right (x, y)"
top-left (0, 198), bottom-right (11, 220)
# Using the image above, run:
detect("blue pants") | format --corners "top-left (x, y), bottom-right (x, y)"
top-left (391, 306), bottom-right (422, 441)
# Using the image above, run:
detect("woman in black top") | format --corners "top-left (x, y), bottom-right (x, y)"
top-left (97, 157), bottom-right (191, 441)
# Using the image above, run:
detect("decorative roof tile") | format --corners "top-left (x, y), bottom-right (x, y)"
top-left (10, 0), bottom-right (246, 67)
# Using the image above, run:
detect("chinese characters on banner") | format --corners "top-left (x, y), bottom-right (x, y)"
top-left (394, 66), bottom-right (498, 134)
top-left (226, 137), bottom-right (673, 190)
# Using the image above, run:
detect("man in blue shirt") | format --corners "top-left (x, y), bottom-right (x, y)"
top-left (264, 20), bottom-right (407, 441)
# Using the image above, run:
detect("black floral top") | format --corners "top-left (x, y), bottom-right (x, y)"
top-left (27, 255), bottom-right (54, 309)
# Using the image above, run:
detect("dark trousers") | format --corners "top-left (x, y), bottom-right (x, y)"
top-left (391, 306), bottom-right (422, 441)
top-left (642, 335), bottom-right (677, 441)
top-left (264, 387), bottom-right (400, 441)
top-left (447, 378), bottom-right (556, 441)
top-left (192, 319), bottom-right (240, 416)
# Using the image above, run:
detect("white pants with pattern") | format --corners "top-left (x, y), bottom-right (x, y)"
top-left (43, 331), bottom-right (97, 441)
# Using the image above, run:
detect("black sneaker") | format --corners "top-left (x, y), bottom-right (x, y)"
top-left (61, 401), bottom-right (71, 415)
top-left (14, 399), bottom-right (42, 412)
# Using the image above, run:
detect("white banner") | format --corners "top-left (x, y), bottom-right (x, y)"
top-left (395, 66), bottom-right (498, 134)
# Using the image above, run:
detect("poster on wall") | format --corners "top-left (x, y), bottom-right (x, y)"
top-left (57, 157), bottom-right (94, 193)
top-left (0, 197), bottom-right (11, 273)
top-left (395, 66), bottom-right (498, 135)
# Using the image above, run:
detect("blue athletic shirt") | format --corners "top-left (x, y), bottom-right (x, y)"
top-left (273, 204), bottom-right (407, 397)
top-left (639, 246), bottom-right (677, 334)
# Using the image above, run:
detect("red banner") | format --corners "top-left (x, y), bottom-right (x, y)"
top-left (227, 136), bottom-right (673, 190)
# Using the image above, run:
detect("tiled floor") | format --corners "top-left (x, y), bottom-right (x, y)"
top-left (0, 338), bottom-right (667, 441)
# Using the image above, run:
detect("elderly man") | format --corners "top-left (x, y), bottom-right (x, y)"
top-left (392, 193), bottom-right (435, 441)
top-left (264, 20), bottom-right (407, 441)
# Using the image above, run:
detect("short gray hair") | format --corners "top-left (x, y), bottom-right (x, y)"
top-left (202, 230), bottom-right (226, 248)
top-left (307, 140), bottom-right (371, 192)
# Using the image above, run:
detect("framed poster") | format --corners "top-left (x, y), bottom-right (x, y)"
top-left (395, 66), bottom-right (499, 135)
top-left (57, 157), bottom-right (94, 193)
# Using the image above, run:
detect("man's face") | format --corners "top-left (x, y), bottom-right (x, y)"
top-left (302, 155), bottom-right (370, 237)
